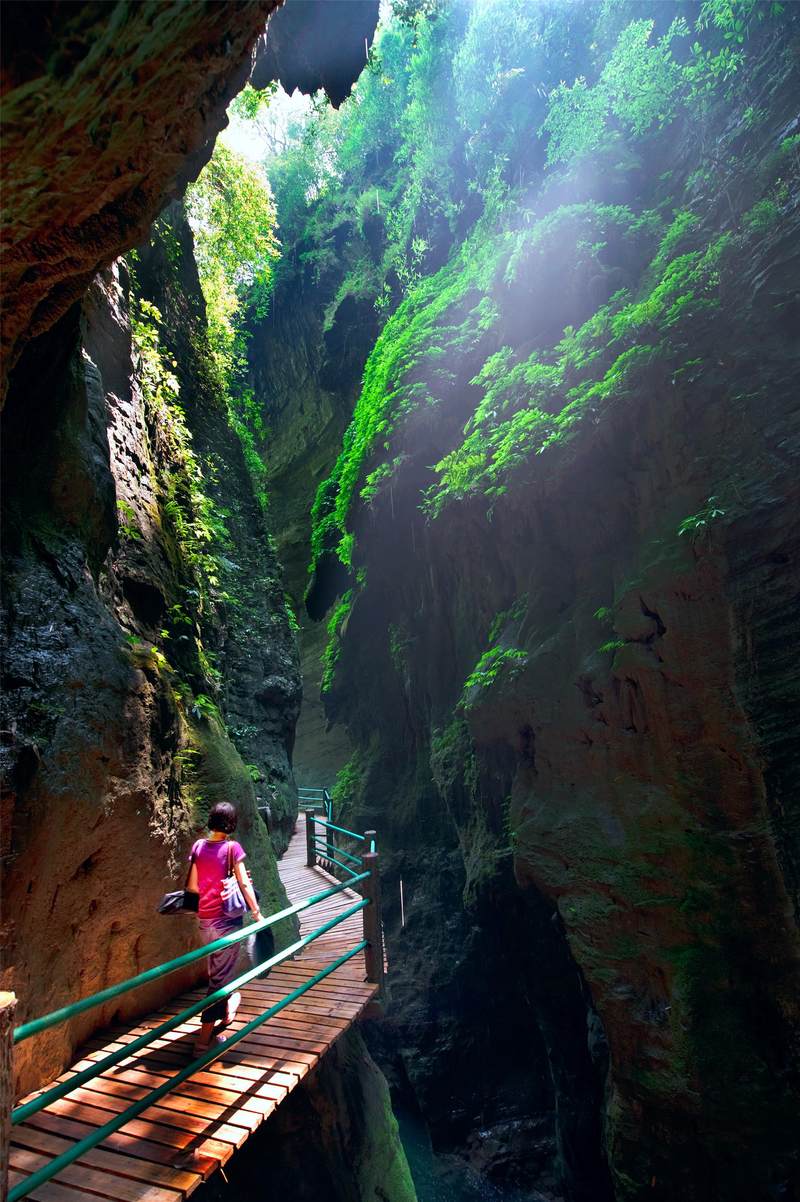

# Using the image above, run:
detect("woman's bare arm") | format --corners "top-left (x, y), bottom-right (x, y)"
top-left (186, 862), bottom-right (199, 892)
top-left (235, 859), bottom-right (262, 919)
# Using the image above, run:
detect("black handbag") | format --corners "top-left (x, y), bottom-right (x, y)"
top-left (157, 846), bottom-right (200, 915)
top-left (157, 888), bottom-right (198, 915)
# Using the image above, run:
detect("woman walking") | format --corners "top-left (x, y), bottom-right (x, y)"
top-left (186, 801), bottom-right (262, 1053)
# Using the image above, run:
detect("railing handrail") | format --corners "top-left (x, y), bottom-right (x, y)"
top-left (315, 839), bottom-right (362, 867)
top-left (13, 871), bottom-right (368, 1046)
top-left (304, 814), bottom-right (384, 995)
top-left (315, 817), bottom-right (365, 842)
top-left (12, 897), bottom-right (368, 1129)
top-left (8, 938), bottom-right (367, 1202)
top-left (6, 803), bottom-right (384, 1202)
top-left (315, 850), bottom-right (364, 880)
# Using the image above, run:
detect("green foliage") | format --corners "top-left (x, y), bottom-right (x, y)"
top-left (130, 294), bottom-right (232, 693)
top-left (742, 198), bottom-right (779, 234)
top-left (488, 595), bottom-right (528, 645)
top-left (229, 82), bottom-right (279, 120)
top-left (124, 633), bottom-right (171, 675)
top-left (331, 752), bottom-right (367, 812)
top-left (186, 142), bottom-right (278, 512)
top-left (191, 693), bottom-right (223, 722)
top-left (272, 0), bottom-right (789, 595)
top-left (116, 498), bottom-right (141, 542)
top-left (541, 18), bottom-right (688, 166)
top-left (462, 646), bottom-right (528, 703)
top-left (321, 591), bottom-right (354, 694)
top-left (696, 0), bottom-right (784, 43)
top-left (430, 719), bottom-right (478, 802)
top-left (541, 2), bottom-right (785, 165)
top-left (677, 496), bottom-right (726, 541)
top-left (598, 639), bottom-right (625, 655)
top-left (284, 594), bottom-right (300, 633)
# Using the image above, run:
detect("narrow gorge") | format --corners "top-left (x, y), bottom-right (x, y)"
top-left (2, 3), bottom-right (799, 1202)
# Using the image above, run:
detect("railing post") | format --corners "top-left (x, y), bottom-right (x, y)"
top-left (305, 809), bottom-right (316, 868)
top-left (1, 991), bottom-right (16, 1202)
top-left (361, 835), bottom-right (384, 995)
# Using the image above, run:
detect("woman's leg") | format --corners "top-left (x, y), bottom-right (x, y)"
top-left (197, 917), bottom-right (243, 1048)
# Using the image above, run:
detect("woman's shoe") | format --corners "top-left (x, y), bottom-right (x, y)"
top-left (194, 1031), bottom-right (226, 1057)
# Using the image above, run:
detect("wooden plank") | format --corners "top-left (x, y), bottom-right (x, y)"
top-left (8, 1147), bottom-right (183, 1202)
top-left (10, 817), bottom-right (380, 1202)
top-left (73, 1079), bottom-right (260, 1135)
top-left (53, 1085), bottom-right (251, 1150)
top-left (81, 1032), bottom-right (303, 1091)
top-left (104, 1067), bottom-right (281, 1119)
top-left (11, 1126), bottom-right (201, 1194)
top-left (37, 1097), bottom-right (238, 1163)
top-left (8, 1168), bottom-right (100, 1202)
top-left (20, 1113), bottom-right (221, 1180)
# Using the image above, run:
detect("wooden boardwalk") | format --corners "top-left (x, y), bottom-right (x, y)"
top-left (9, 819), bottom-right (378, 1201)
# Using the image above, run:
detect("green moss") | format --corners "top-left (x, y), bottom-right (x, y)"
top-left (461, 646), bottom-right (527, 704)
top-left (429, 719), bottom-right (478, 803)
top-left (320, 590), bottom-right (354, 695)
top-left (742, 197), bottom-right (780, 233)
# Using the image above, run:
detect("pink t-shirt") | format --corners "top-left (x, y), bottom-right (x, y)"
top-left (190, 838), bottom-right (246, 919)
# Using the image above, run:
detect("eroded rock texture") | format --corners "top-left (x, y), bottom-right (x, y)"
top-left (0, 0), bottom-right (277, 389)
top-left (243, 261), bottom-right (371, 786)
top-left (0, 215), bottom-right (298, 1094)
top-left (275, 22), bottom-right (800, 1202)
top-left (0, 0), bottom-right (381, 393)
top-left (0, 0), bottom-right (380, 1099)
top-left (133, 204), bottom-right (302, 851)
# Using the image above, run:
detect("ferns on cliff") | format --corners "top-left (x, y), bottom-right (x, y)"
top-left (259, 0), bottom-right (795, 699)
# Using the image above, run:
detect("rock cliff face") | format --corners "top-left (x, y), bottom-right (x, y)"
top-left (133, 204), bottom-right (302, 851)
top-left (0, 0), bottom-right (382, 393)
top-left (0, 0), bottom-right (277, 389)
top-left (245, 262), bottom-right (374, 783)
top-left (0, 210), bottom-right (298, 1095)
top-left (250, 15), bottom-right (800, 1202)
top-left (0, 0), bottom-right (381, 1096)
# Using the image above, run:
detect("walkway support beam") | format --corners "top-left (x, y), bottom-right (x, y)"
top-left (1, 991), bottom-right (16, 1202)
top-left (305, 808), bottom-right (316, 868)
top-left (361, 833), bottom-right (385, 994)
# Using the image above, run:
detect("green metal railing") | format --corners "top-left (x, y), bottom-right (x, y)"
top-left (297, 786), bottom-right (333, 821)
top-left (9, 941), bottom-right (366, 1202)
top-left (309, 815), bottom-right (369, 887)
top-left (303, 809), bottom-right (384, 998)
top-left (11, 897), bottom-right (367, 1128)
top-left (13, 874), bottom-right (364, 1046)
top-left (315, 817), bottom-right (365, 843)
top-left (6, 802), bottom-right (384, 1202)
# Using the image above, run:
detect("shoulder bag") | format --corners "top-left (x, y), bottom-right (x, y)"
top-left (157, 842), bottom-right (200, 914)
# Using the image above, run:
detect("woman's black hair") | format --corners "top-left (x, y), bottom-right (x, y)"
top-left (208, 802), bottom-right (238, 834)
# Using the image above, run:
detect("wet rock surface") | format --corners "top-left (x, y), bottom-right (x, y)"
top-left (0, 232), bottom-right (297, 1093)
top-left (0, 0), bottom-right (380, 393)
top-left (0, 0), bottom-right (277, 389)
top-left (318, 219), bottom-right (800, 1202)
